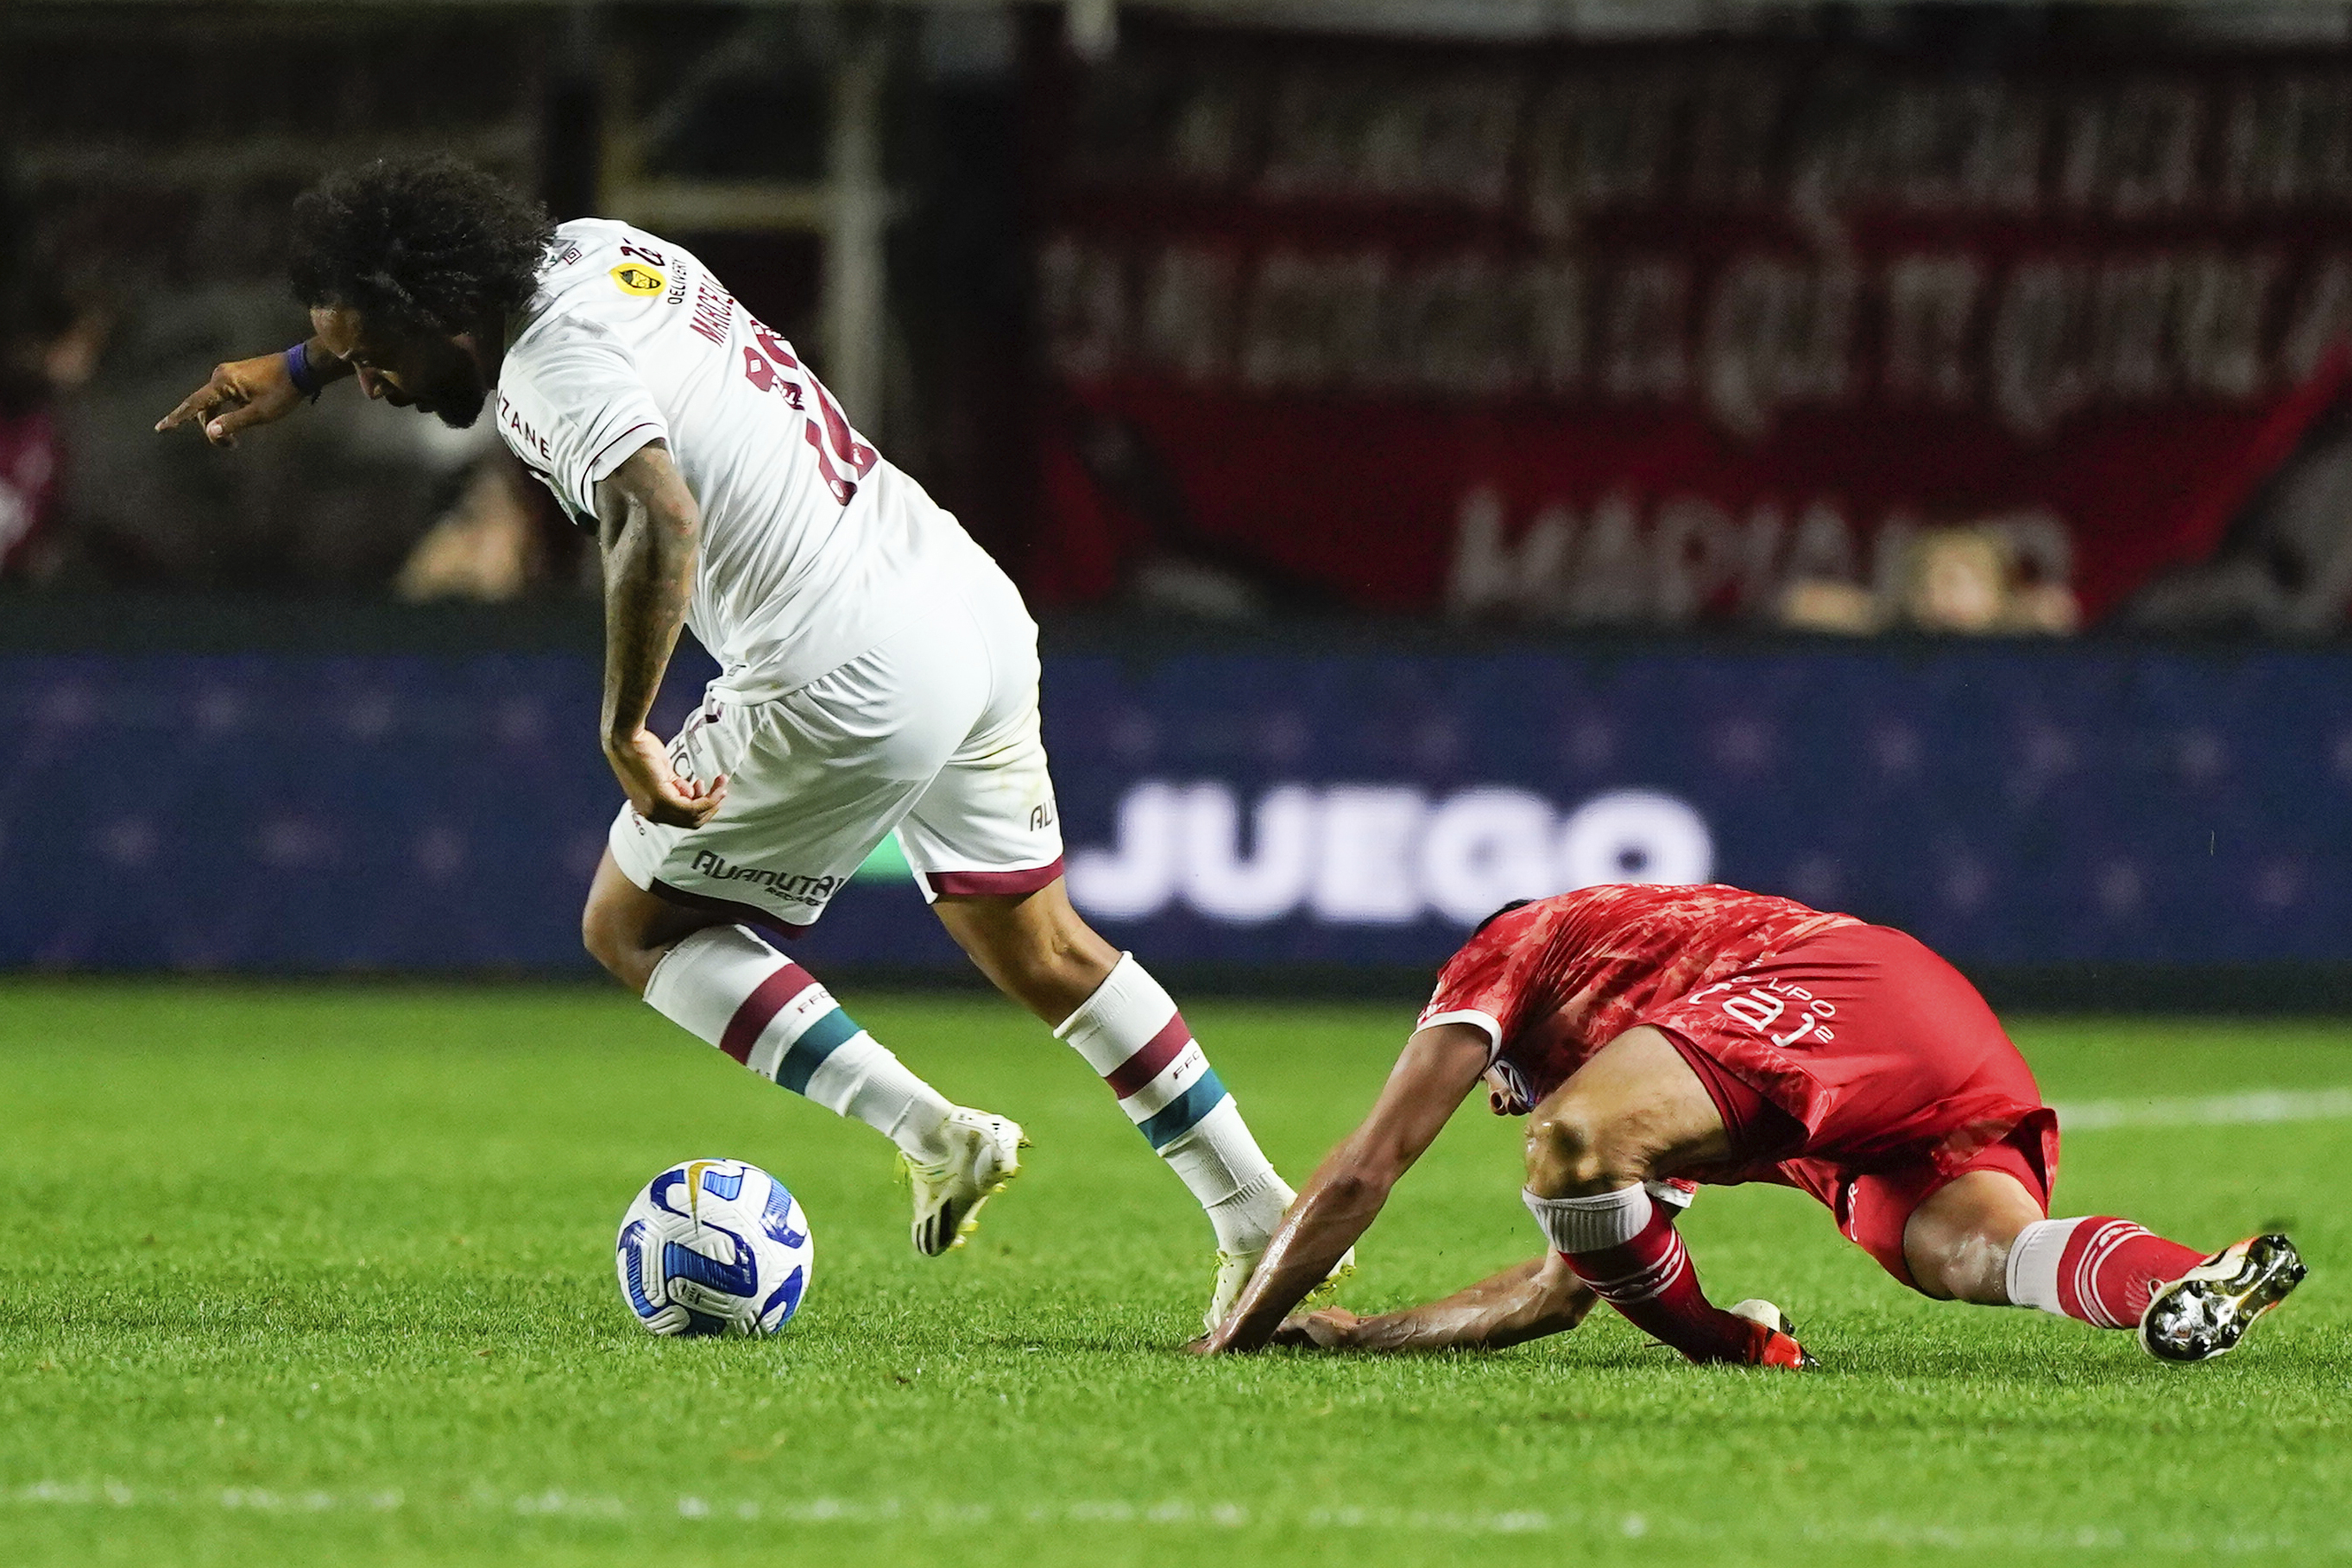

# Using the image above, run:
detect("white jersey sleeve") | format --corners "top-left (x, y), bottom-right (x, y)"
top-left (493, 314), bottom-right (669, 521)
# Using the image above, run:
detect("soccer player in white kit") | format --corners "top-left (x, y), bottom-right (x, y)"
top-left (158, 157), bottom-right (1330, 1326)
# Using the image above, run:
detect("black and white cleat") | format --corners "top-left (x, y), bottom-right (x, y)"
top-left (2139, 1233), bottom-right (2306, 1363)
top-left (903, 1108), bottom-right (1028, 1257)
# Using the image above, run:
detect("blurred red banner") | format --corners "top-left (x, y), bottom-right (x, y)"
top-left (1027, 25), bottom-right (2352, 624)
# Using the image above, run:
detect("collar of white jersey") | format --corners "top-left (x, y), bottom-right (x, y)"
top-left (494, 290), bottom-right (558, 388)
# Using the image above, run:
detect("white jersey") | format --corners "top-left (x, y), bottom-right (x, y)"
top-left (493, 218), bottom-right (984, 696)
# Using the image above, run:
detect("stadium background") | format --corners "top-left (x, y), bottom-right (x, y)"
top-left (8, 0), bottom-right (2352, 1004)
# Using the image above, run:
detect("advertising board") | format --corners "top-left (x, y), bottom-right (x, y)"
top-left (4, 644), bottom-right (2345, 979)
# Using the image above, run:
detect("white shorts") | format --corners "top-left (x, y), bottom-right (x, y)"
top-left (608, 561), bottom-right (1063, 934)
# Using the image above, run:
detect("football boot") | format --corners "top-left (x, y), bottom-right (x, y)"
top-left (1728, 1298), bottom-right (1817, 1370)
top-left (901, 1108), bottom-right (1027, 1256)
top-left (2139, 1233), bottom-right (2305, 1363)
top-left (1207, 1241), bottom-right (1357, 1333)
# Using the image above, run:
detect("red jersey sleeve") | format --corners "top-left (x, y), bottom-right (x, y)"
top-left (1416, 907), bottom-right (1554, 1061)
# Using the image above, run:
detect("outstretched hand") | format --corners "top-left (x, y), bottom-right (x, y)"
top-left (605, 728), bottom-right (728, 829)
top-left (1186, 1307), bottom-right (1365, 1356)
top-left (1271, 1308), bottom-right (1365, 1349)
top-left (154, 353), bottom-right (306, 447)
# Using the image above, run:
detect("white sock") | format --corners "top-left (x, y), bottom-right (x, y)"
top-left (1524, 1184), bottom-right (1653, 1255)
top-left (644, 925), bottom-right (953, 1164)
top-left (1056, 953), bottom-right (1283, 1250)
top-left (1173, 1118), bottom-right (1292, 1254)
top-left (2003, 1216), bottom-right (2084, 1316)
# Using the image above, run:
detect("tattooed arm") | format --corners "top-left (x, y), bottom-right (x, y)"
top-left (592, 441), bottom-right (727, 828)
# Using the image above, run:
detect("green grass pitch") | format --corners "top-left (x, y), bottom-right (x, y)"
top-left (1, 982), bottom-right (2347, 1567)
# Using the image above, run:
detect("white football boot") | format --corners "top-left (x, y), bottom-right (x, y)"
top-left (2139, 1233), bottom-right (2305, 1363)
top-left (1206, 1242), bottom-right (1358, 1333)
top-left (901, 1107), bottom-right (1027, 1257)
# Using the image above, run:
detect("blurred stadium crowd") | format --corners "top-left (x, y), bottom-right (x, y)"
top-left (0, 3), bottom-right (1026, 598)
top-left (9, 0), bottom-right (2352, 637)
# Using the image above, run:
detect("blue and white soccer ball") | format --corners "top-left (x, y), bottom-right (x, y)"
top-left (615, 1158), bottom-right (814, 1337)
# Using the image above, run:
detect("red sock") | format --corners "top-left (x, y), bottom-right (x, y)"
top-left (1563, 1206), bottom-right (1757, 1363)
top-left (2052, 1219), bottom-right (2206, 1329)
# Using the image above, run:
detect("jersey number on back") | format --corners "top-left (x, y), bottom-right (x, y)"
top-left (739, 318), bottom-right (879, 507)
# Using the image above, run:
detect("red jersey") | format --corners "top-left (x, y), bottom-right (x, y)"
top-left (1421, 885), bottom-right (2057, 1288)
top-left (1418, 884), bottom-right (1859, 1118)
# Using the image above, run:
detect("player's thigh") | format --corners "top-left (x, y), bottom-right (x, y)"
top-left (898, 725), bottom-right (1062, 889)
top-left (900, 584), bottom-right (1102, 1017)
top-left (900, 722), bottom-right (1083, 1016)
top-left (1659, 924), bottom-right (2040, 1162)
top-left (1805, 925), bottom-right (2035, 1143)
top-left (1526, 1026), bottom-right (1732, 1193)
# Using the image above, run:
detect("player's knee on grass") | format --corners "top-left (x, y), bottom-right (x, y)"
top-left (1523, 1027), bottom-right (1736, 1201)
top-left (1901, 1169), bottom-right (2047, 1304)
top-left (1523, 1030), bottom-right (1734, 1200)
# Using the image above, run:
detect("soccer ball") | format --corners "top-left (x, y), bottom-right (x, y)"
top-left (615, 1157), bottom-right (814, 1337)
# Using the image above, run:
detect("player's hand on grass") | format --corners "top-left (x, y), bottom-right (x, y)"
top-left (1270, 1307), bottom-right (1365, 1349)
top-left (154, 354), bottom-right (307, 447)
top-left (606, 728), bottom-right (728, 829)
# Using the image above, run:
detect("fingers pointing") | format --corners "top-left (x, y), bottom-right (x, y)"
top-left (154, 386), bottom-right (220, 433)
top-left (204, 400), bottom-right (275, 446)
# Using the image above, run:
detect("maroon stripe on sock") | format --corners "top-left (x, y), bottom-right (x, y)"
top-left (649, 878), bottom-right (811, 938)
top-left (921, 857), bottom-right (1066, 897)
top-left (719, 962), bottom-right (816, 1064)
top-left (1105, 1012), bottom-right (1191, 1099)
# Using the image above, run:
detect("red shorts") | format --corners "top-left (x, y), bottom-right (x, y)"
top-left (1771, 1133), bottom-right (2049, 1289)
top-left (1646, 923), bottom-right (2059, 1291)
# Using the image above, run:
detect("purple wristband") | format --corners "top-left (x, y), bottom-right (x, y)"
top-left (284, 342), bottom-right (321, 400)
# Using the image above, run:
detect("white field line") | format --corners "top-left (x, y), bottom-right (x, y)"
top-left (4, 1482), bottom-right (2349, 1555)
top-left (2053, 1086), bottom-right (2352, 1131)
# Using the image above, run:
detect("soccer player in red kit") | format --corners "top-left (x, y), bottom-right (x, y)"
top-left (1199, 885), bottom-right (2305, 1366)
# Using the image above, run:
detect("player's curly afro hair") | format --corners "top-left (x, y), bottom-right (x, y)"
top-left (287, 156), bottom-right (556, 335)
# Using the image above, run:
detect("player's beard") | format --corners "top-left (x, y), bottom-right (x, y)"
top-left (419, 371), bottom-right (491, 432)
top-left (426, 375), bottom-right (489, 429)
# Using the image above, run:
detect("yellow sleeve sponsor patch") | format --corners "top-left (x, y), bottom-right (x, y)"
top-left (610, 264), bottom-right (665, 296)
